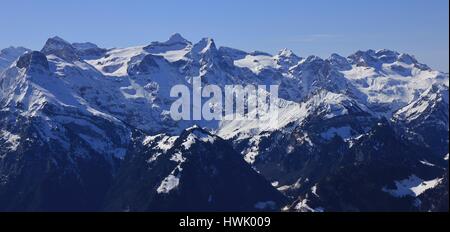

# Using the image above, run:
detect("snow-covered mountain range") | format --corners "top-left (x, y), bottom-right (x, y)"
top-left (0, 34), bottom-right (448, 211)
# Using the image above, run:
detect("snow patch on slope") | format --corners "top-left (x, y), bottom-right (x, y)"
top-left (144, 134), bottom-right (179, 163)
top-left (0, 130), bottom-right (21, 152)
top-left (241, 134), bottom-right (268, 164)
top-left (382, 175), bottom-right (443, 198)
top-left (234, 54), bottom-right (280, 74)
top-left (320, 126), bottom-right (353, 141)
top-left (86, 46), bottom-right (146, 76)
top-left (157, 172), bottom-right (180, 194)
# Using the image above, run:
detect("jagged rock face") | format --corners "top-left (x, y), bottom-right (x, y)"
top-left (0, 34), bottom-right (448, 211)
top-left (348, 49), bottom-right (430, 72)
top-left (41, 36), bottom-right (79, 61)
top-left (127, 54), bottom-right (161, 76)
top-left (16, 51), bottom-right (49, 73)
top-left (328, 53), bottom-right (352, 71)
top-left (275, 49), bottom-right (301, 69)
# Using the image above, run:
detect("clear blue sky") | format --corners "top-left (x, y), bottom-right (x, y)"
top-left (1, 0), bottom-right (448, 71)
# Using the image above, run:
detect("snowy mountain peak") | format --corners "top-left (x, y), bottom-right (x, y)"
top-left (347, 49), bottom-right (429, 71)
top-left (303, 55), bottom-right (324, 63)
top-left (328, 53), bottom-right (351, 70)
top-left (375, 49), bottom-right (418, 65)
top-left (348, 49), bottom-right (382, 67)
top-left (41, 36), bottom-right (79, 61)
top-left (166, 33), bottom-right (191, 45)
top-left (192, 37), bottom-right (217, 54)
top-left (294, 55), bottom-right (326, 70)
top-left (179, 126), bottom-right (217, 144)
top-left (395, 84), bottom-right (449, 122)
top-left (375, 48), bottom-right (400, 57)
top-left (329, 53), bottom-right (347, 61)
top-left (275, 48), bottom-right (301, 69)
top-left (143, 33), bottom-right (192, 57)
top-left (277, 48), bottom-right (296, 57)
